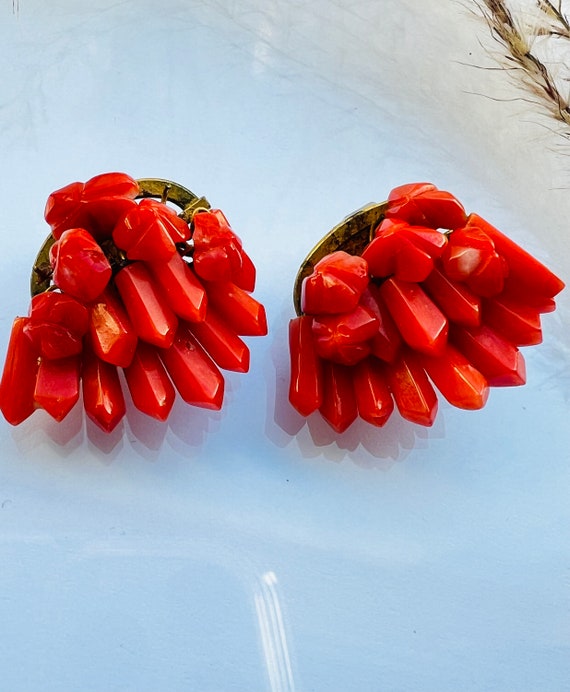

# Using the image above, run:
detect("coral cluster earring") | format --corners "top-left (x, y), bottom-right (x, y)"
top-left (289, 183), bottom-right (565, 433)
top-left (0, 173), bottom-right (267, 432)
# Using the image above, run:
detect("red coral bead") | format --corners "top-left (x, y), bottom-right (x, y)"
top-left (466, 213), bottom-right (565, 299)
top-left (50, 228), bottom-right (112, 302)
top-left (451, 324), bottom-right (526, 386)
top-left (388, 182), bottom-right (437, 199)
top-left (0, 317), bottom-right (39, 425)
top-left (83, 172), bottom-right (140, 201)
top-left (147, 253), bottom-right (207, 323)
top-left (311, 304), bottom-right (378, 365)
top-left (204, 281), bottom-right (267, 336)
top-left (115, 262), bottom-right (178, 348)
top-left (113, 198), bottom-right (190, 262)
top-left (319, 361), bottom-right (358, 433)
top-left (359, 285), bottom-right (402, 363)
top-left (386, 183), bottom-right (467, 230)
top-left (89, 288), bottom-right (138, 368)
top-left (387, 350), bottom-right (438, 426)
top-left (353, 357), bottom-right (394, 427)
top-left (209, 209), bottom-right (257, 291)
top-left (363, 218), bottom-right (447, 282)
top-left (192, 210), bottom-right (244, 282)
top-left (34, 355), bottom-right (81, 421)
top-left (380, 277), bottom-right (448, 356)
top-left (422, 266), bottom-right (482, 327)
top-left (363, 221), bottom-right (434, 282)
top-left (189, 310), bottom-right (250, 373)
top-left (420, 343), bottom-right (489, 410)
top-left (82, 348), bottom-right (126, 432)
top-left (441, 226), bottom-right (494, 279)
top-left (44, 181), bottom-right (84, 236)
top-left (25, 292), bottom-right (89, 360)
top-left (288, 316), bottom-right (323, 417)
top-left (466, 252), bottom-right (508, 297)
top-left (442, 224), bottom-right (508, 297)
top-left (301, 251), bottom-right (369, 315)
top-left (45, 173), bottom-right (139, 240)
top-left (124, 341), bottom-right (175, 421)
top-left (500, 286), bottom-right (556, 314)
top-left (160, 324), bottom-right (224, 409)
top-left (482, 297), bottom-right (542, 346)
top-left (232, 247), bottom-right (256, 292)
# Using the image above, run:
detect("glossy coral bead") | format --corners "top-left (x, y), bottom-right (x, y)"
top-left (450, 324), bottom-right (526, 387)
top-left (205, 209), bottom-right (256, 290)
top-left (160, 324), bottom-right (224, 409)
top-left (288, 316), bottom-right (323, 417)
top-left (203, 281), bottom-right (267, 336)
top-left (422, 266), bottom-right (482, 328)
top-left (115, 262), bottom-right (178, 348)
top-left (89, 287), bottom-right (138, 368)
top-left (147, 253), bottom-right (207, 323)
top-left (466, 213), bottom-right (565, 300)
top-left (386, 183), bottom-right (467, 230)
top-left (319, 360), bottom-right (358, 433)
top-left (311, 304), bottom-right (378, 365)
top-left (387, 350), bottom-right (438, 426)
top-left (359, 285), bottom-right (402, 363)
top-left (420, 343), bottom-right (489, 410)
top-left (82, 348), bottom-right (126, 432)
top-left (124, 341), bottom-right (175, 421)
top-left (188, 310), bottom-right (250, 373)
top-left (482, 297), bottom-right (542, 346)
top-left (113, 198), bottom-right (190, 262)
top-left (353, 357), bottom-right (394, 427)
top-left (301, 251), bottom-right (369, 315)
top-left (380, 277), bottom-right (448, 356)
top-left (441, 225), bottom-right (508, 297)
top-left (50, 228), bottom-right (112, 302)
top-left (0, 317), bottom-right (39, 425)
top-left (232, 247), bottom-right (257, 292)
top-left (24, 291), bottom-right (89, 360)
top-left (363, 218), bottom-right (446, 282)
top-left (34, 355), bottom-right (81, 421)
top-left (192, 209), bottom-right (244, 283)
top-left (45, 172), bottom-right (139, 240)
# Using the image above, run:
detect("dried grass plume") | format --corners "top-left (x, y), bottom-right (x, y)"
top-left (475, 0), bottom-right (570, 133)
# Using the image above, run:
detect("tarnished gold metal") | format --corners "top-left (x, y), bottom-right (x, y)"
top-left (135, 178), bottom-right (211, 222)
top-left (31, 178), bottom-right (210, 296)
top-left (293, 200), bottom-right (389, 315)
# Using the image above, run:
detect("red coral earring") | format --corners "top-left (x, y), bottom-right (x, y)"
top-left (0, 173), bottom-right (267, 432)
top-left (289, 183), bottom-right (565, 433)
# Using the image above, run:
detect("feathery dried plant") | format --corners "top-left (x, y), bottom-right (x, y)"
top-left (475, 0), bottom-right (570, 133)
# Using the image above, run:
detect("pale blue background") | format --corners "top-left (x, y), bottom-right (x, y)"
top-left (0, 1), bottom-right (568, 690)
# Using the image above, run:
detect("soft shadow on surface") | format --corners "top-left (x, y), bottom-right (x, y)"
top-left (9, 404), bottom-right (127, 463)
top-left (166, 397), bottom-right (223, 455)
top-left (86, 418), bottom-right (126, 460)
top-left (10, 407), bottom-right (85, 457)
top-left (7, 389), bottom-right (223, 463)
top-left (282, 407), bottom-right (445, 470)
top-left (267, 306), bottom-right (446, 469)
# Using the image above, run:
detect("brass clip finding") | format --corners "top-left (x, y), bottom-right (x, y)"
top-left (293, 201), bottom-right (388, 315)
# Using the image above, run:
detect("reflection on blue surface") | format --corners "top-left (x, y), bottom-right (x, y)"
top-left (255, 571), bottom-right (295, 692)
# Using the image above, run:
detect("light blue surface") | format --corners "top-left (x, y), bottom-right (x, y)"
top-left (0, 1), bottom-right (569, 690)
